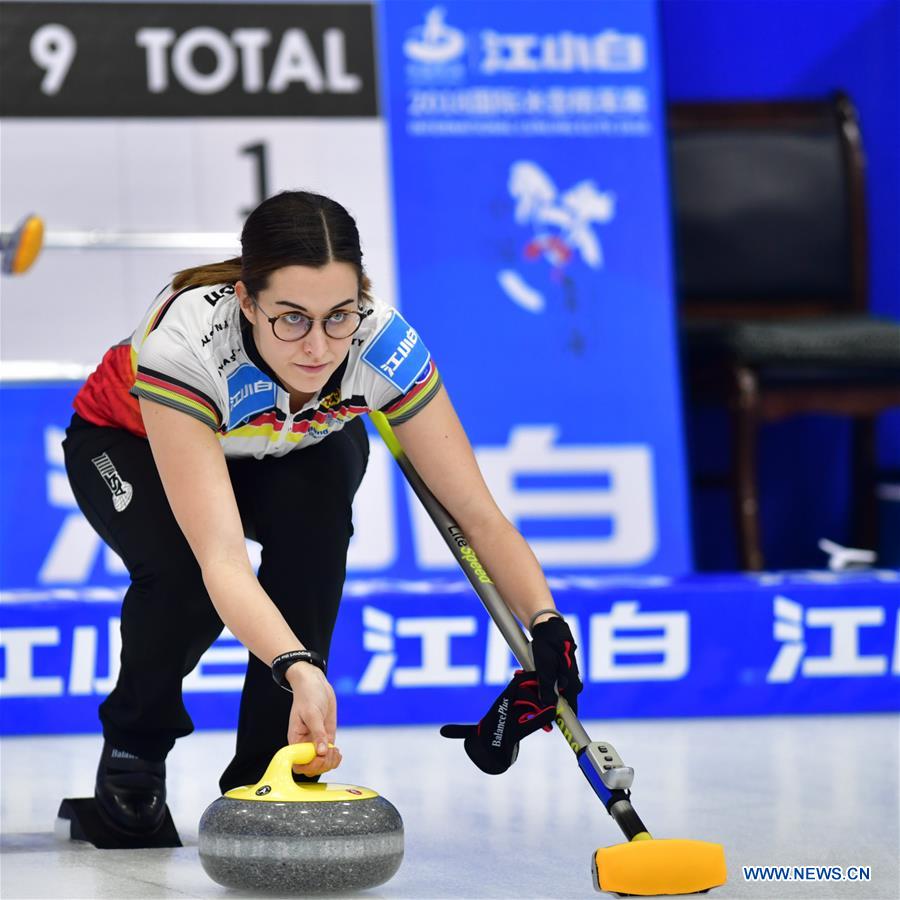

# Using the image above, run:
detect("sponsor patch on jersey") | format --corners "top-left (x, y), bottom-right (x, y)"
top-left (226, 363), bottom-right (277, 426)
top-left (361, 311), bottom-right (431, 393)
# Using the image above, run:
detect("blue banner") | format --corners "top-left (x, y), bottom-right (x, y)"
top-left (2, 571), bottom-right (897, 734)
top-left (379, 0), bottom-right (691, 574)
top-left (2, 373), bottom-right (691, 593)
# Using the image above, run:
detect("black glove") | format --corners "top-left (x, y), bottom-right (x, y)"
top-left (530, 615), bottom-right (582, 714)
top-left (440, 669), bottom-right (556, 774)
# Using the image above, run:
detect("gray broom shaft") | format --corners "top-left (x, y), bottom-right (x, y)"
top-left (379, 419), bottom-right (653, 841)
top-left (391, 449), bottom-right (594, 751)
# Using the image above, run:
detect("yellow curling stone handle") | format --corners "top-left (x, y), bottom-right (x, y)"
top-left (224, 743), bottom-right (379, 803)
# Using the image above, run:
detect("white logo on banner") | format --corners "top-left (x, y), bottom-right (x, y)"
top-left (358, 605), bottom-right (678, 694)
top-left (0, 622), bottom-right (247, 699)
top-left (481, 29), bottom-right (646, 75)
top-left (357, 606), bottom-right (480, 693)
top-left (498, 161), bottom-right (615, 314)
top-left (767, 595), bottom-right (899, 682)
top-left (589, 601), bottom-right (689, 681)
top-left (0, 628), bottom-right (65, 697)
top-left (404, 7), bottom-right (466, 65)
top-left (468, 426), bottom-right (655, 567)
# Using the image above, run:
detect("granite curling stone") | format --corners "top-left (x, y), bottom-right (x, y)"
top-left (198, 744), bottom-right (403, 894)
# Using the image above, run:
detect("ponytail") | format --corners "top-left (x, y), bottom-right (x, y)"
top-left (359, 272), bottom-right (373, 305)
top-left (171, 257), bottom-right (242, 292)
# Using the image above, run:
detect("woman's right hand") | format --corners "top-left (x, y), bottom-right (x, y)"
top-left (286, 661), bottom-right (342, 777)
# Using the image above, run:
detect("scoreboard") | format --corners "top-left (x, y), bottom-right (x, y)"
top-left (1, 2), bottom-right (395, 366)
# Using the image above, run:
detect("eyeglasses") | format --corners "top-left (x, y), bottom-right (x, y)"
top-left (254, 300), bottom-right (373, 342)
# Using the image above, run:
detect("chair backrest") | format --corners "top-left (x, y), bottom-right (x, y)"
top-left (668, 93), bottom-right (868, 319)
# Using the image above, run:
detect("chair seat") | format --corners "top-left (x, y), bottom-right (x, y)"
top-left (683, 315), bottom-right (900, 369)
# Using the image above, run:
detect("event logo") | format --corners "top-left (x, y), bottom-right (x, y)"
top-left (404, 7), bottom-right (466, 65)
top-left (767, 595), bottom-right (899, 682)
top-left (498, 161), bottom-right (615, 352)
top-left (402, 7), bottom-right (646, 82)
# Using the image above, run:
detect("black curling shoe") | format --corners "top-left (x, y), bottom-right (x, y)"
top-left (94, 742), bottom-right (167, 834)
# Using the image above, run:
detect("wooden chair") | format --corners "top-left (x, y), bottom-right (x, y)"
top-left (668, 93), bottom-right (900, 570)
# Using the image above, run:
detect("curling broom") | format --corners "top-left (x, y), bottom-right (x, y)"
top-left (370, 410), bottom-right (726, 896)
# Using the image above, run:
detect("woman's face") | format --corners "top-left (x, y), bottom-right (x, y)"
top-left (236, 262), bottom-right (360, 402)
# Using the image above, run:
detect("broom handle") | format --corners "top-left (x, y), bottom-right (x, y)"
top-left (370, 412), bottom-right (649, 841)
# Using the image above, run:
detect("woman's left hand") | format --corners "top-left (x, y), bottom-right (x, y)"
top-left (530, 615), bottom-right (583, 713)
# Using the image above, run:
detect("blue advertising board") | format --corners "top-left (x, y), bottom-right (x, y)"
top-left (379, 1), bottom-right (691, 574)
top-left (0, 384), bottom-right (897, 734)
top-left (2, 571), bottom-right (898, 735)
top-left (0, 375), bottom-right (686, 595)
top-left (6, 1), bottom-right (890, 739)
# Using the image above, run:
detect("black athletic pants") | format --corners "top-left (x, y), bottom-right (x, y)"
top-left (62, 412), bottom-right (369, 793)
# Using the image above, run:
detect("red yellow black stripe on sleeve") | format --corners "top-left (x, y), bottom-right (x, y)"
top-left (132, 366), bottom-right (223, 430)
top-left (140, 287), bottom-right (192, 341)
top-left (380, 360), bottom-right (442, 425)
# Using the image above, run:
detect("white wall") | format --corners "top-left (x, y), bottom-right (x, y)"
top-left (2, 119), bottom-right (396, 367)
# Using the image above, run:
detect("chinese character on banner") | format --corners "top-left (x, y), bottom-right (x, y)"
top-left (409, 426), bottom-right (656, 568)
top-left (590, 601), bottom-right (688, 681)
top-left (357, 606), bottom-right (480, 693)
top-left (767, 595), bottom-right (893, 682)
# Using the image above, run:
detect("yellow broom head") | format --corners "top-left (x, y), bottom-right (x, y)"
top-left (594, 838), bottom-right (727, 896)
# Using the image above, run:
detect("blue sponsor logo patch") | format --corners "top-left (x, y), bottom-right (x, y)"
top-left (226, 364), bottom-right (277, 426)
top-left (362, 311), bottom-right (431, 392)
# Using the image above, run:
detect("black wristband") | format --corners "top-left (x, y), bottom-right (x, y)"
top-left (271, 649), bottom-right (327, 692)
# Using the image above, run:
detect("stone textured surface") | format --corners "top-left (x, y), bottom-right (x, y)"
top-left (198, 794), bottom-right (404, 893)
